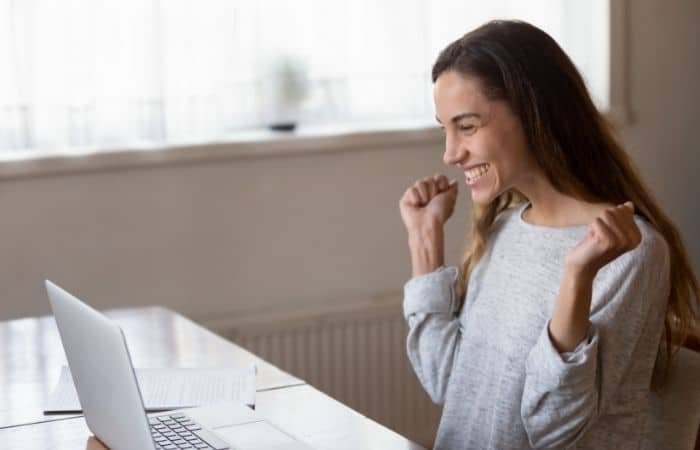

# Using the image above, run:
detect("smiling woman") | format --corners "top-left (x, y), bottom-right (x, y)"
top-left (399, 19), bottom-right (699, 450)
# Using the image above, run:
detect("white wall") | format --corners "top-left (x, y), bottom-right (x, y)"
top-left (1, 0), bottom-right (698, 322)
top-left (619, 0), bottom-right (700, 275)
top-left (0, 135), bottom-right (469, 321)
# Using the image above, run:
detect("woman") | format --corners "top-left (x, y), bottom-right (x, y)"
top-left (399, 20), bottom-right (698, 449)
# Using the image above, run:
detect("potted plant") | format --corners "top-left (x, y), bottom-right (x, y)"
top-left (263, 54), bottom-right (310, 131)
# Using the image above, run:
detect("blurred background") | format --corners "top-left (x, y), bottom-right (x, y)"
top-left (1, 0), bottom-right (698, 446)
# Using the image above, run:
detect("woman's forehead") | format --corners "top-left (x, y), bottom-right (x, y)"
top-left (434, 72), bottom-right (494, 122)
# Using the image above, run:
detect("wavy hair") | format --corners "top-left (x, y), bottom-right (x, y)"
top-left (432, 20), bottom-right (698, 387)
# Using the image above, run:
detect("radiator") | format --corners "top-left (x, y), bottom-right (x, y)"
top-left (204, 297), bottom-right (441, 447)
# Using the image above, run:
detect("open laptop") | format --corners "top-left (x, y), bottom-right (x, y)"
top-left (45, 280), bottom-right (314, 450)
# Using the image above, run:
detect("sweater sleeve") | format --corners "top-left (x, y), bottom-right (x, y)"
top-left (403, 265), bottom-right (461, 405)
top-left (520, 230), bottom-right (671, 449)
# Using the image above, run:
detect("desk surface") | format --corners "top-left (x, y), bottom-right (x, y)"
top-left (0, 385), bottom-right (425, 450)
top-left (0, 307), bottom-right (425, 449)
top-left (0, 306), bottom-right (303, 429)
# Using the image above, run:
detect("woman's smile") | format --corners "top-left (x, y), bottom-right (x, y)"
top-left (464, 163), bottom-right (491, 186)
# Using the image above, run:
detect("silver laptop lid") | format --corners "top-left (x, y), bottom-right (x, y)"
top-left (45, 280), bottom-right (155, 450)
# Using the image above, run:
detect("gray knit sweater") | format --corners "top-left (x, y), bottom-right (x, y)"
top-left (403, 202), bottom-right (670, 450)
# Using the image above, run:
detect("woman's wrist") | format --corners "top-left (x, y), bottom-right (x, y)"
top-left (408, 224), bottom-right (445, 277)
top-left (563, 261), bottom-right (598, 283)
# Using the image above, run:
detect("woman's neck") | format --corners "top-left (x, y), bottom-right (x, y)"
top-left (518, 178), bottom-right (610, 227)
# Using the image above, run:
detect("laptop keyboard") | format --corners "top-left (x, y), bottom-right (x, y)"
top-left (149, 413), bottom-right (230, 450)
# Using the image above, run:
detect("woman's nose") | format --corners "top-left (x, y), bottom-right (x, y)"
top-left (443, 135), bottom-right (466, 166)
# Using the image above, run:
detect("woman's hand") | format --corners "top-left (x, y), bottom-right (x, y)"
top-left (399, 174), bottom-right (458, 276)
top-left (564, 201), bottom-right (642, 278)
top-left (399, 174), bottom-right (458, 234)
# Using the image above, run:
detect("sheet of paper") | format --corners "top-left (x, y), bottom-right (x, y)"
top-left (44, 365), bottom-right (256, 413)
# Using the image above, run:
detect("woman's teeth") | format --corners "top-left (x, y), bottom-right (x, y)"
top-left (466, 163), bottom-right (490, 182)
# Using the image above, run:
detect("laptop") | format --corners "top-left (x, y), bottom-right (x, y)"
top-left (45, 280), bottom-right (314, 450)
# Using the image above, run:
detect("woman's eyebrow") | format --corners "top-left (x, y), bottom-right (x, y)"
top-left (435, 112), bottom-right (481, 124)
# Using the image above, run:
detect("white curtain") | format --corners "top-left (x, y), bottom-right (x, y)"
top-left (0, 0), bottom-right (608, 155)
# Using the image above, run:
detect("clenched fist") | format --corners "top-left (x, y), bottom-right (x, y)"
top-left (565, 201), bottom-right (642, 277)
top-left (399, 173), bottom-right (458, 233)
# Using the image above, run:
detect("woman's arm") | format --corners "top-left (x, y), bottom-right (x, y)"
top-left (521, 210), bottom-right (670, 449)
top-left (548, 266), bottom-right (595, 352)
top-left (549, 202), bottom-right (642, 352)
top-left (521, 236), bottom-right (670, 448)
top-left (403, 265), bottom-right (461, 405)
top-left (399, 174), bottom-right (461, 404)
top-left (408, 224), bottom-right (445, 276)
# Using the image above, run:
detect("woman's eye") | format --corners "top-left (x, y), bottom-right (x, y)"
top-left (438, 125), bottom-right (475, 134)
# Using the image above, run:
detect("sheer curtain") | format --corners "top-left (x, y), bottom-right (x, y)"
top-left (0, 0), bottom-right (608, 155)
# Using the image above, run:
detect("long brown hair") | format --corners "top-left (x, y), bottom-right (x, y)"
top-left (432, 20), bottom-right (698, 387)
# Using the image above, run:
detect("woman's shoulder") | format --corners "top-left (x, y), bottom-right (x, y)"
top-left (632, 216), bottom-right (669, 259)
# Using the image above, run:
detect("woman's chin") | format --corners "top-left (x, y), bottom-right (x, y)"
top-left (470, 188), bottom-right (495, 207)
top-left (469, 184), bottom-right (503, 207)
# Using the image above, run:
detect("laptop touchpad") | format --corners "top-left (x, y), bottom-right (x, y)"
top-left (214, 421), bottom-right (304, 449)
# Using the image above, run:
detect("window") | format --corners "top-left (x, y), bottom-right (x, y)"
top-left (0, 0), bottom-right (614, 158)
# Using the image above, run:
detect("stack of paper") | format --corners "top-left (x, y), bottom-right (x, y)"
top-left (44, 364), bottom-right (256, 413)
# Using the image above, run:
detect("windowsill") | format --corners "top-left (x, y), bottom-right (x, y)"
top-left (0, 101), bottom-right (631, 182)
top-left (0, 119), bottom-right (443, 181)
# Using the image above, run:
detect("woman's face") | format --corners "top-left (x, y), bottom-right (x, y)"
top-left (433, 70), bottom-right (540, 206)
